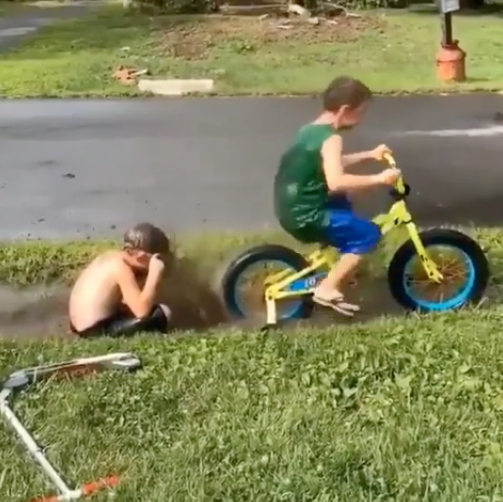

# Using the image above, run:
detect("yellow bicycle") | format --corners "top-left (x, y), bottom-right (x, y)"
top-left (219, 153), bottom-right (490, 326)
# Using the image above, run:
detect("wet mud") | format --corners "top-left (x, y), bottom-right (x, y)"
top-left (0, 256), bottom-right (232, 340)
top-left (0, 236), bottom-right (498, 340)
top-left (0, 284), bottom-right (70, 339)
top-left (0, 257), bottom-right (408, 340)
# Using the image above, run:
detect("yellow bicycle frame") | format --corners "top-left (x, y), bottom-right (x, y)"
top-left (263, 153), bottom-right (443, 325)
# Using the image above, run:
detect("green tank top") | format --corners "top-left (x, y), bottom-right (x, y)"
top-left (274, 123), bottom-right (348, 242)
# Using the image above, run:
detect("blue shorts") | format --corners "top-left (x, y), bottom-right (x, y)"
top-left (324, 209), bottom-right (381, 255)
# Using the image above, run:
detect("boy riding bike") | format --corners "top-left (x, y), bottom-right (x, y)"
top-left (274, 76), bottom-right (401, 317)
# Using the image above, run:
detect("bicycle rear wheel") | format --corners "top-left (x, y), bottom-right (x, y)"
top-left (219, 244), bottom-right (315, 322)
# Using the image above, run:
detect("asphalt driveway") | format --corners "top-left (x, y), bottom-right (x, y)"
top-left (1, 94), bottom-right (502, 239)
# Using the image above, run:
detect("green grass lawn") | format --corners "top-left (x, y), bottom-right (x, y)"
top-left (0, 226), bottom-right (502, 500)
top-left (4, 311), bottom-right (503, 501)
top-left (1, 5), bottom-right (503, 97)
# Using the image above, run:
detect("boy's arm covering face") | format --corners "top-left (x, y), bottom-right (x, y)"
top-left (115, 261), bottom-right (146, 318)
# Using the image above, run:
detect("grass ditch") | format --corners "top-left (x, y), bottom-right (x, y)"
top-left (1, 226), bottom-right (503, 500)
top-left (4, 225), bottom-right (503, 286)
top-left (0, 226), bottom-right (501, 332)
top-left (0, 230), bottom-right (394, 334)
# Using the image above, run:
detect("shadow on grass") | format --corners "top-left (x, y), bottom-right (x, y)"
top-left (407, 4), bottom-right (503, 16)
top-left (460, 77), bottom-right (495, 85)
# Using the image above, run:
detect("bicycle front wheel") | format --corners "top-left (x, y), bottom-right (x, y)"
top-left (388, 228), bottom-right (490, 312)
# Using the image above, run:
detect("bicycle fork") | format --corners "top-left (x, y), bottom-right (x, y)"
top-left (405, 222), bottom-right (443, 283)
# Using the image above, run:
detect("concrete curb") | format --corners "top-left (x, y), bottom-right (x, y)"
top-left (137, 78), bottom-right (215, 96)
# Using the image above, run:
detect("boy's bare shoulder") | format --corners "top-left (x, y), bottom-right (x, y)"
top-left (321, 133), bottom-right (343, 155)
top-left (324, 133), bottom-right (342, 144)
top-left (108, 251), bottom-right (131, 272)
top-left (90, 250), bottom-right (121, 264)
top-left (86, 250), bottom-right (129, 274)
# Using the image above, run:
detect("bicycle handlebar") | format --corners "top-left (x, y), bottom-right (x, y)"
top-left (383, 152), bottom-right (396, 168)
top-left (383, 152), bottom-right (407, 195)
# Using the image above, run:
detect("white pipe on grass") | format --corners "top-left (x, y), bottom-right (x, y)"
top-left (0, 389), bottom-right (72, 496)
top-left (0, 353), bottom-right (138, 501)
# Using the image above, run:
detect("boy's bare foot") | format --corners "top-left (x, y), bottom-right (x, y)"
top-left (313, 287), bottom-right (360, 317)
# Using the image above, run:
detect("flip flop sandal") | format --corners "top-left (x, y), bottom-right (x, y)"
top-left (313, 294), bottom-right (360, 317)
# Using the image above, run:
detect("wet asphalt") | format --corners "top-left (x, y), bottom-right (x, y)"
top-left (1, 95), bottom-right (503, 239)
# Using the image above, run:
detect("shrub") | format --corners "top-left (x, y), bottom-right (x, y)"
top-left (136, 0), bottom-right (218, 14)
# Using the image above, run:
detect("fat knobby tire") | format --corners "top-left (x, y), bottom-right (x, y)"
top-left (387, 228), bottom-right (490, 312)
top-left (220, 244), bottom-right (314, 321)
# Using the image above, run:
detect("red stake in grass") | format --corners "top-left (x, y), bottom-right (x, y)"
top-left (28, 476), bottom-right (120, 502)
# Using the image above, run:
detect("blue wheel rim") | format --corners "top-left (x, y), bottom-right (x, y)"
top-left (403, 245), bottom-right (476, 311)
top-left (228, 259), bottom-right (305, 320)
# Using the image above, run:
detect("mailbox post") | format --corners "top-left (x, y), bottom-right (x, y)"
top-left (436, 0), bottom-right (466, 82)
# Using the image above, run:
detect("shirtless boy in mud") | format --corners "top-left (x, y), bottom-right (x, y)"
top-left (69, 223), bottom-right (172, 337)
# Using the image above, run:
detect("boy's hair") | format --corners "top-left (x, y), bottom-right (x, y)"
top-left (322, 76), bottom-right (372, 112)
top-left (123, 223), bottom-right (170, 254)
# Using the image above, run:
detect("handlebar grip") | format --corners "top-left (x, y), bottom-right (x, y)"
top-left (382, 152), bottom-right (407, 196)
top-left (383, 152), bottom-right (396, 168)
